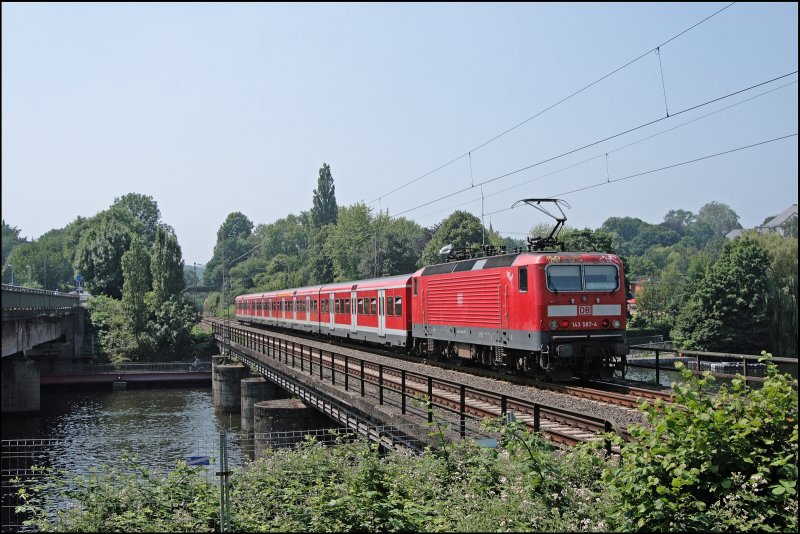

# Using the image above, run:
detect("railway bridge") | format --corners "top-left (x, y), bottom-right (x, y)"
top-left (209, 320), bottom-right (621, 452)
top-left (2, 285), bottom-right (85, 413)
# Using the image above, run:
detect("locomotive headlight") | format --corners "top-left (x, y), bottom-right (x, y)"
top-left (560, 319), bottom-right (570, 329)
top-left (549, 320), bottom-right (558, 330)
top-left (612, 319), bottom-right (621, 328)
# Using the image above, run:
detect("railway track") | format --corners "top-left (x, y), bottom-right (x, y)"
top-left (206, 317), bottom-right (672, 409)
top-left (207, 318), bottom-right (640, 451)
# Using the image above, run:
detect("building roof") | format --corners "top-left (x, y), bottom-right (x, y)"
top-left (762, 204), bottom-right (798, 229)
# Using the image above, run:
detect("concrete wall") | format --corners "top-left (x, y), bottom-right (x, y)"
top-left (2, 310), bottom-right (85, 358)
top-left (2, 357), bottom-right (40, 413)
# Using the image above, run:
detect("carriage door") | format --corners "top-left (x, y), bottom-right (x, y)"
top-left (377, 289), bottom-right (386, 337)
top-left (306, 296), bottom-right (311, 324)
top-left (350, 290), bottom-right (358, 333)
top-left (329, 292), bottom-right (335, 331)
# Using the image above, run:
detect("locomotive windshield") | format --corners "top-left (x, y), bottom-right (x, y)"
top-left (547, 265), bottom-right (582, 291)
top-left (546, 264), bottom-right (619, 292)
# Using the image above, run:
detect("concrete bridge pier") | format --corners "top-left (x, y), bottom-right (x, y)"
top-left (212, 357), bottom-right (252, 412)
top-left (2, 356), bottom-right (40, 414)
top-left (253, 399), bottom-right (330, 458)
top-left (240, 377), bottom-right (278, 434)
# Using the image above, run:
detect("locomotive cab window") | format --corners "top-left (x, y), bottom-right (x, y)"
top-left (519, 267), bottom-right (528, 293)
top-left (546, 265), bottom-right (582, 292)
top-left (584, 265), bottom-right (618, 291)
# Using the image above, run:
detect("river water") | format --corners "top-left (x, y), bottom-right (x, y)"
top-left (2, 386), bottom-right (244, 474)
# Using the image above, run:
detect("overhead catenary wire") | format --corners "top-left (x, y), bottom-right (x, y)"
top-left (367, 2), bottom-right (737, 205)
top-left (411, 78), bottom-right (797, 224)
top-left (481, 133), bottom-right (798, 219)
top-left (391, 70), bottom-right (797, 219)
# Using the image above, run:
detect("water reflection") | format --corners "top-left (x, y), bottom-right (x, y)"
top-left (2, 387), bottom-right (244, 473)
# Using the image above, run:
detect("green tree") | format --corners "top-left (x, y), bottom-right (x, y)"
top-left (661, 208), bottom-right (695, 235)
top-left (112, 193), bottom-right (161, 244)
top-left (150, 225), bottom-right (185, 307)
top-left (368, 213), bottom-right (428, 276)
top-left (311, 163), bottom-right (338, 228)
top-left (121, 235), bottom-right (151, 339)
top-left (3, 230), bottom-right (73, 290)
top-left (203, 212), bottom-right (254, 290)
top-left (305, 225), bottom-right (334, 285)
top-left (421, 211), bottom-right (485, 266)
top-left (85, 295), bottom-right (135, 364)
top-left (326, 203), bottom-right (373, 281)
top-left (750, 231), bottom-right (798, 357)
top-left (2, 220), bottom-right (26, 274)
top-left (72, 208), bottom-right (142, 298)
top-left (692, 201), bottom-right (741, 241)
top-left (560, 228), bottom-right (615, 253)
top-left (672, 237), bottom-right (770, 352)
top-left (605, 360), bottom-right (798, 532)
top-left (150, 298), bottom-right (198, 360)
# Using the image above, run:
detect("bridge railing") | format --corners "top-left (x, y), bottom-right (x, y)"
top-left (38, 361), bottom-right (212, 376)
top-left (215, 322), bottom-right (617, 452)
top-left (626, 345), bottom-right (798, 385)
top-left (1, 284), bottom-right (80, 310)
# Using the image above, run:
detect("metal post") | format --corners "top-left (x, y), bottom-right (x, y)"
top-left (655, 349), bottom-right (660, 385)
top-left (501, 396), bottom-right (507, 419)
top-left (360, 360), bottom-right (365, 396)
top-left (427, 377), bottom-right (433, 423)
top-left (459, 385), bottom-right (466, 438)
top-left (319, 348), bottom-right (323, 380)
top-left (379, 364), bottom-right (384, 405)
top-left (331, 352), bottom-right (336, 386)
top-left (401, 370), bottom-right (406, 414)
top-left (533, 405), bottom-right (540, 432)
top-left (344, 356), bottom-right (349, 391)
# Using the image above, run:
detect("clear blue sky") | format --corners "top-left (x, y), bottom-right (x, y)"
top-left (2, 2), bottom-right (797, 265)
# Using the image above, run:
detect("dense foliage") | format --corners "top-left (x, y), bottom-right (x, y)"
top-left (17, 362), bottom-right (797, 532)
top-left (672, 237), bottom-right (770, 352)
top-left (604, 356), bottom-right (798, 531)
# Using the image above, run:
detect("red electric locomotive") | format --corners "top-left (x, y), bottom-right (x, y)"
top-left (410, 250), bottom-right (627, 379)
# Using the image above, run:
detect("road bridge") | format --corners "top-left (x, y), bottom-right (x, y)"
top-left (2, 285), bottom-right (84, 413)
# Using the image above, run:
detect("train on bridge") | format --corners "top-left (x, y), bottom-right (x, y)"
top-left (235, 248), bottom-right (628, 380)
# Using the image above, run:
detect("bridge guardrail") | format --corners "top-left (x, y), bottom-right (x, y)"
top-left (38, 361), bottom-right (212, 376)
top-left (2, 284), bottom-right (80, 311)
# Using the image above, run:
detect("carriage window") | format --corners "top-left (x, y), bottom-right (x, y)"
top-left (335, 299), bottom-right (340, 314)
top-left (370, 298), bottom-right (377, 315)
top-left (519, 267), bottom-right (528, 293)
top-left (584, 264), bottom-right (619, 291)
top-left (394, 297), bottom-right (402, 316)
top-left (345, 299), bottom-right (351, 314)
top-left (546, 265), bottom-right (582, 292)
top-left (413, 278), bottom-right (418, 295)
top-left (357, 298), bottom-right (364, 315)
top-left (387, 297), bottom-right (394, 316)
